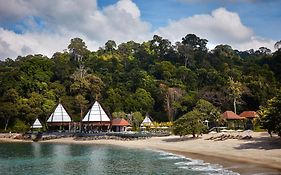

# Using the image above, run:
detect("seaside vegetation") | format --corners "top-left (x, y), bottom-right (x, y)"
top-left (0, 34), bottom-right (281, 136)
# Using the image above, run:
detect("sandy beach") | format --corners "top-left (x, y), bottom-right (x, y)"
top-left (1, 132), bottom-right (281, 175)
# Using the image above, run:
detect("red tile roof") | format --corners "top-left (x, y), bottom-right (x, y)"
top-left (239, 111), bottom-right (257, 118)
top-left (111, 118), bottom-right (130, 126)
top-left (222, 111), bottom-right (245, 120)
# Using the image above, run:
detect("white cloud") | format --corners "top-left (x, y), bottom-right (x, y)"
top-left (155, 8), bottom-right (275, 51)
top-left (0, 1), bottom-right (277, 60)
top-left (178, 0), bottom-right (266, 4)
top-left (0, 0), bottom-right (151, 60)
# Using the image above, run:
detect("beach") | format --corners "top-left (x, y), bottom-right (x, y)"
top-left (1, 132), bottom-right (281, 175)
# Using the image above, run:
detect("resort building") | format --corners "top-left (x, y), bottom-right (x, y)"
top-left (111, 118), bottom-right (130, 132)
top-left (47, 103), bottom-right (72, 131)
top-left (239, 111), bottom-right (257, 119)
top-left (222, 111), bottom-right (245, 129)
top-left (82, 101), bottom-right (111, 132)
top-left (31, 118), bottom-right (42, 129)
top-left (239, 111), bottom-right (258, 130)
top-left (141, 116), bottom-right (153, 127)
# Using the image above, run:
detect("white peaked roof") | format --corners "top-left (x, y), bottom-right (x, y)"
top-left (82, 101), bottom-right (110, 122)
top-left (31, 118), bottom-right (42, 128)
top-left (141, 116), bottom-right (153, 126)
top-left (47, 103), bottom-right (72, 123)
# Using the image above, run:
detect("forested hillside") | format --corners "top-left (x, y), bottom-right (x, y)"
top-left (1, 34), bottom-right (281, 131)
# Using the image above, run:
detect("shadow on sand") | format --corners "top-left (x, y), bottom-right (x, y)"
top-left (234, 134), bottom-right (281, 150)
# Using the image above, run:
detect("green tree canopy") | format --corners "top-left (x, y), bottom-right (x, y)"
top-left (259, 93), bottom-right (281, 137)
top-left (173, 110), bottom-right (206, 138)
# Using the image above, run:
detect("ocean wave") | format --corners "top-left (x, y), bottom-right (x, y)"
top-left (155, 150), bottom-right (240, 175)
top-left (175, 160), bottom-right (240, 175)
top-left (159, 155), bottom-right (186, 160)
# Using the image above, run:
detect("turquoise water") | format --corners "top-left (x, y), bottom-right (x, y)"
top-left (0, 143), bottom-right (239, 175)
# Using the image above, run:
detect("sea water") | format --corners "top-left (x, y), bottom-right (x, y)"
top-left (0, 143), bottom-right (239, 175)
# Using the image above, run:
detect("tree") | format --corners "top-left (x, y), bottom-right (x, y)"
top-left (175, 42), bottom-right (194, 68)
top-left (70, 66), bottom-right (90, 96)
top-left (70, 66), bottom-right (104, 101)
top-left (127, 88), bottom-right (155, 113)
top-left (173, 110), bottom-right (206, 138)
top-left (104, 88), bottom-right (124, 112)
top-left (112, 111), bottom-right (126, 119)
top-left (68, 38), bottom-right (89, 62)
top-left (87, 74), bottom-right (104, 101)
top-left (105, 40), bottom-right (117, 52)
top-left (0, 102), bottom-right (18, 130)
top-left (256, 47), bottom-right (271, 55)
top-left (131, 112), bottom-right (144, 130)
top-left (274, 40), bottom-right (281, 50)
top-left (194, 99), bottom-right (221, 128)
top-left (182, 34), bottom-right (208, 52)
top-left (160, 84), bottom-right (185, 121)
top-left (228, 77), bottom-right (243, 114)
top-left (75, 94), bottom-right (89, 131)
top-left (153, 61), bottom-right (176, 80)
top-left (150, 35), bottom-right (172, 59)
top-left (259, 93), bottom-right (281, 137)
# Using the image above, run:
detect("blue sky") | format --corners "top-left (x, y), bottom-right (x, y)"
top-left (0, 0), bottom-right (280, 60)
top-left (97, 0), bottom-right (281, 39)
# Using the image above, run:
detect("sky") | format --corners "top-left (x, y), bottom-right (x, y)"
top-left (0, 0), bottom-right (280, 60)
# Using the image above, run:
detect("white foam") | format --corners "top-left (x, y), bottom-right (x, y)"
top-left (154, 150), bottom-right (240, 175)
top-left (176, 160), bottom-right (239, 175)
top-left (175, 160), bottom-right (206, 166)
top-left (159, 155), bottom-right (186, 160)
top-left (157, 151), bottom-right (187, 160)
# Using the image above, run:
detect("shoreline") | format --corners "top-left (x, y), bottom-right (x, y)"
top-left (1, 132), bottom-right (281, 175)
top-left (162, 149), bottom-right (281, 175)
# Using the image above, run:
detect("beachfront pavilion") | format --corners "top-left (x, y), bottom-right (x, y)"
top-left (31, 118), bottom-right (43, 130)
top-left (47, 103), bottom-right (72, 131)
top-left (111, 118), bottom-right (130, 132)
top-left (82, 101), bottom-right (111, 132)
top-left (222, 111), bottom-right (245, 129)
top-left (141, 116), bottom-right (154, 130)
top-left (239, 111), bottom-right (258, 130)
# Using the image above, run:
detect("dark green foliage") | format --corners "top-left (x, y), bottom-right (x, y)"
top-left (259, 92), bottom-right (281, 137)
top-left (0, 34), bottom-right (280, 131)
top-left (173, 110), bottom-right (206, 138)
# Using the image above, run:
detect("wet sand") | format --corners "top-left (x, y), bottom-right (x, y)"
top-left (1, 132), bottom-right (281, 175)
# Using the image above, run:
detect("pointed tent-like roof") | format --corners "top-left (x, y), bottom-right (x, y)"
top-left (82, 101), bottom-right (110, 122)
top-left (141, 116), bottom-right (153, 126)
top-left (222, 111), bottom-right (245, 120)
top-left (47, 103), bottom-right (72, 123)
top-left (31, 118), bottom-right (43, 128)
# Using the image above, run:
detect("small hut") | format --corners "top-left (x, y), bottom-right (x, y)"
top-left (222, 111), bottom-right (245, 129)
top-left (239, 111), bottom-right (258, 130)
top-left (82, 101), bottom-right (111, 132)
top-left (31, 118), bottom-right (42, 129)
top-left (47, 103), bottom-right (72, 131)
top-left (141, 116), bottom-right (153, 127)
top-left (239, 111), bottom-right (257, 119)
top-left (111, 118), bottom-right (130, 132)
